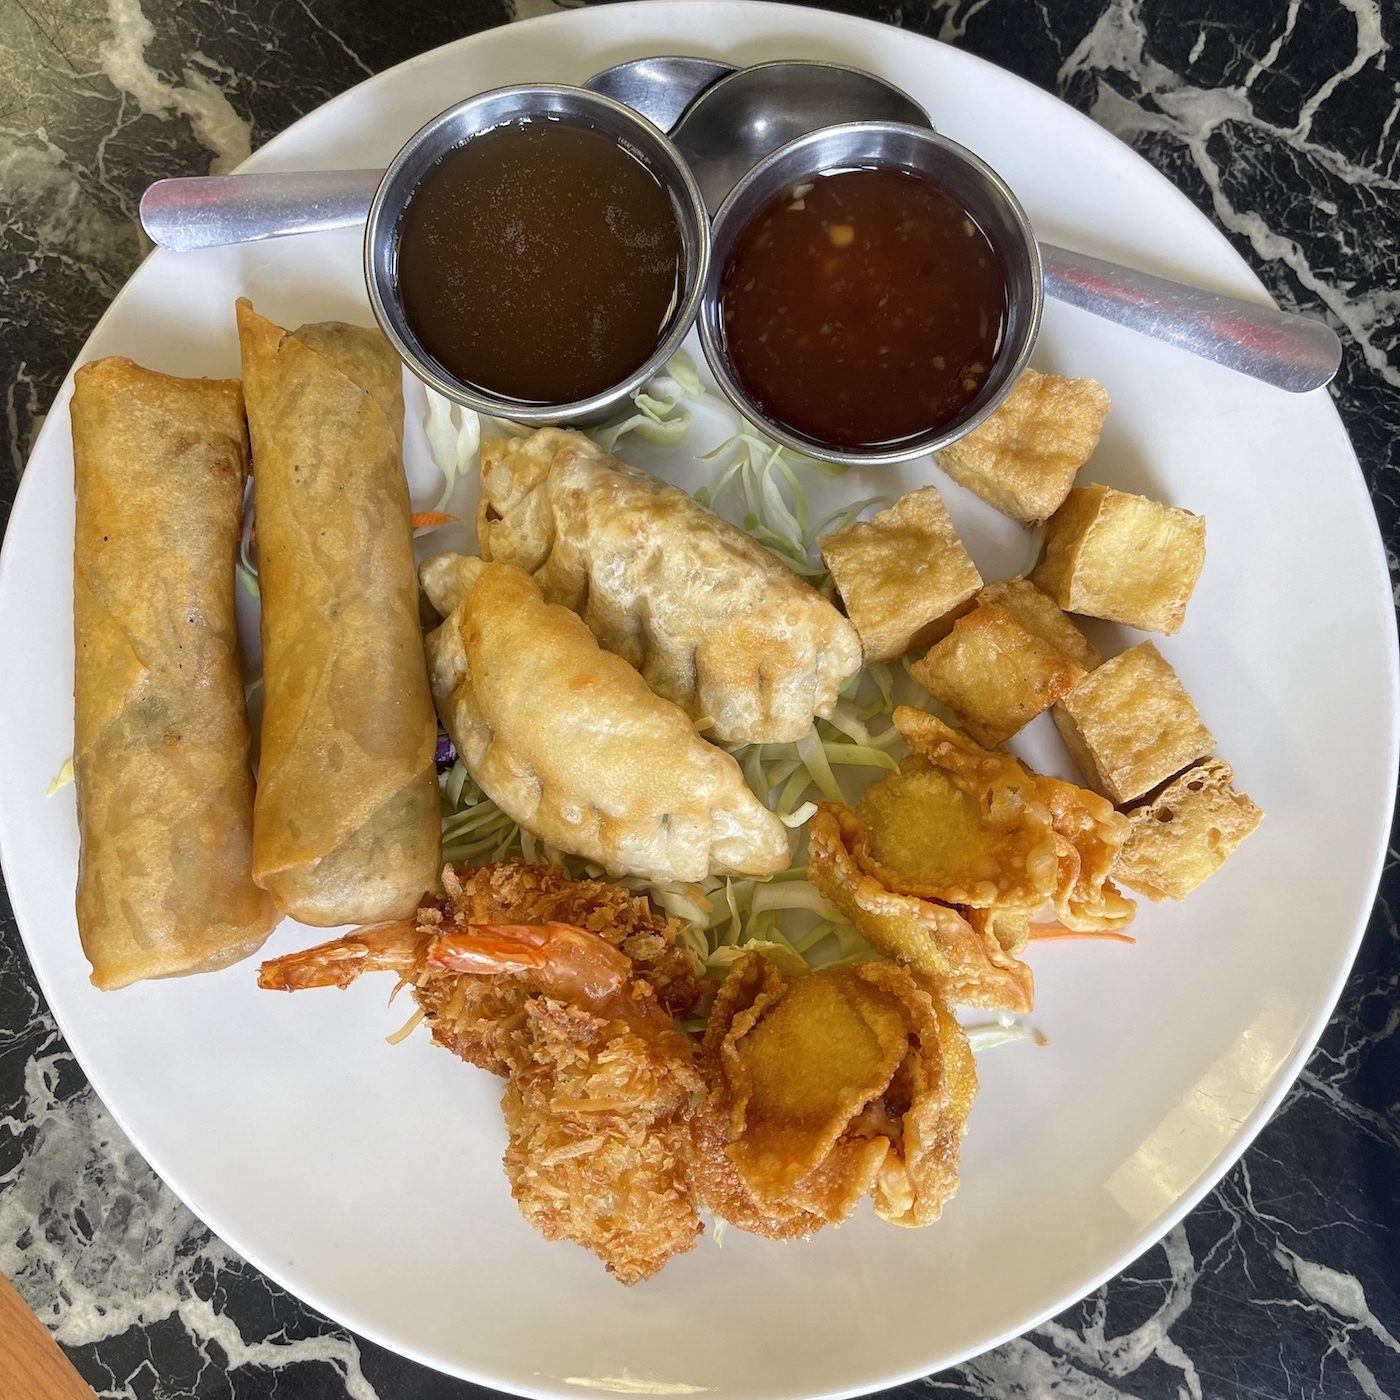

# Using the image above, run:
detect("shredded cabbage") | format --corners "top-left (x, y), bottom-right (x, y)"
top-left (422, 390), bottom-right (482, 514)
top-left (590, 353), bottom-right (700, 451)
top-left (46, 757), bottom-right (74, 797)
top-left (964, 1016), bottom-right (1037, 1052)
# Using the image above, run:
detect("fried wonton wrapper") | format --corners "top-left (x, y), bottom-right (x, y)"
top-left (892, 707), bottom-right (1135, 933)
top-left (477, 429), bottom-right (862, 744)
top-left (693, 953), bottom-right (977, 1232)
top-left (238, 300), bottom-right (439, 925)
top-left (855, 765), bottom-right (1060, 911)
top-left (804, 710), bottom-right (1131, 1001)
top-left (421, 554), bottom-right (789, 883)
top-left (808, 807), bottom-right (1035, 1012)
top-left (71, 359), bottom-right (279, 988)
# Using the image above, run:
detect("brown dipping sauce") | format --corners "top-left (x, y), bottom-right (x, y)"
top-left (719, 166), bottom-right (1008, 450)
top-left (397, 120), bottom-right (684, 404)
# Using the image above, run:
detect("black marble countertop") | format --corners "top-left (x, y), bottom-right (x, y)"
top-left (2, 1), bottom-right (1397, 1396)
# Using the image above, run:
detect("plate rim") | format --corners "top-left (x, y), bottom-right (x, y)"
top-left (2, 3), bottom-right (1397, 1396)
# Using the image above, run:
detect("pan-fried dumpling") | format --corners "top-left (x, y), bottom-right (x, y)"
top-left (421, 554), bottom-right (791, 884)
top-left (477, 429), bottom-right (863, 745)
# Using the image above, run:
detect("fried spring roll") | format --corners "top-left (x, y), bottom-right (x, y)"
top-left (237, 299), bottom-right (439, 924)
top-left (71, 358), bottom-right (279, 988)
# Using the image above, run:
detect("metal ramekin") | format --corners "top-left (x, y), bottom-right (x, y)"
top-left (698, 122), bottom-right (1044, 467)
top-left (365, 86), bottom-right (710, 425)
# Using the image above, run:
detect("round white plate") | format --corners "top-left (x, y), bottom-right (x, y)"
top-left (2, 4), bottom-right (1395, 1397)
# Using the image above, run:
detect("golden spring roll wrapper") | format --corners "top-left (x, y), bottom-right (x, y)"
top-left (70, 358), bottom-right (280, 989)
top-left (237, 299), bottom-right (439, 924)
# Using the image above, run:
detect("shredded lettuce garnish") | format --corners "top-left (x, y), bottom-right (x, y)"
top-left (237, 479), bottom-right (260, 599)
top-left (423, 390), bottom-right (482, 514)
top-left (590, 354), bottom-right (700, 452)
top-left (690, 418), bottom-right (890, 587)
top-left (964, 1016), bottom-right (1037, 1052)
top-left (46, 757), bottom-right (74, 797)
top-left (423, 358), bottom-right (1029, 1052)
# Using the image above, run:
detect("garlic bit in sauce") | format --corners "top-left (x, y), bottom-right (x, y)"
top-left (396, 119), bottom-right (684, 405)
top-left (719, 166), bottom-right (1008, 450)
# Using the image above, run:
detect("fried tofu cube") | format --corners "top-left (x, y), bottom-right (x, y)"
top-left (937, 369), bottom-right (1111, 524)
top-left (910, 601), bottom-right (1087, 747)
top-left (1051, 641), bottom-right (1214, 803)
top-left (978, 577), bottom-right (1101, 671)
top-left (819, 486), bottom-right (982, 662)
top-left (1032, 484), bottom-right (1205, 634)
top-left (1115, 758), bottom-right (1262, 900)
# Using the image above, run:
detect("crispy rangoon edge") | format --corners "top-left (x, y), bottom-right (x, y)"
top-left (696, 952), bottom-right (978, 1232)
top-left (892, 706), bottom-right (1136, 934)
top-left (808, 805), bottom-right (1035, 1013)
top-left (691, 955), bottom-right (832, 1240)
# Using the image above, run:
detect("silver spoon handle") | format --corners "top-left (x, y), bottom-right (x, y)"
top-left (1039, 242), bottom-right (1340, 392)
top-left (139, 170), bottom-right (383, 252)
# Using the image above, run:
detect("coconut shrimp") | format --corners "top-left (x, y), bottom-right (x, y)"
top-left (259, 869), bottom-right (706, 1284)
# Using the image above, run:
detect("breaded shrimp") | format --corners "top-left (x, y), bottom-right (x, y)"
top-left (259, 865), bottom-right (706, 1283)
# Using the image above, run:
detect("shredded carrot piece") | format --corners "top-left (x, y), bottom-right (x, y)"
top-left (411, 511), bottom-right (458, 528)
top-left (1029, 924), bottom-right (1136, 945)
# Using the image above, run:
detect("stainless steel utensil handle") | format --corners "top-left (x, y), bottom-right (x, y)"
top-left (1039, 242), bottom-right (1341, 392)
top-left (139, 170), bottom-right (383, 251)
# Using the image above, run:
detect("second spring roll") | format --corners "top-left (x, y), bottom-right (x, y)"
top-left (71, 358), bottom-right (279, 988)
top-left (237, 299), bottom-right (439, 925)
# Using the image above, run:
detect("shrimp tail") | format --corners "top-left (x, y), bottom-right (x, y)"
top-left (258, 919), bottom-right (426, 991)
top-left (430, 922), bottom-right (632, 1006)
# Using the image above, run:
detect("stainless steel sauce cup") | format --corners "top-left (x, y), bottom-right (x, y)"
top-left (698, 122), bottom-right (1044, 467)
top-left (365, 85), bottom-right (710, 425)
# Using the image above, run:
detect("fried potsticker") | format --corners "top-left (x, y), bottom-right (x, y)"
top-left (421, 554), bottom-right (789, 883)
top-left (477, 429), bottom-right (862, 744)
top-left (692, 953), bottom-right (977, 1233)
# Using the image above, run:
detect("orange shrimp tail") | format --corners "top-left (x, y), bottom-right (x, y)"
top-left (258, 920), bottom-right (426, 991)
top-left (430, 922), bottom-right (633, 1006)
top-left (259, 944), bottom-right (370, 991)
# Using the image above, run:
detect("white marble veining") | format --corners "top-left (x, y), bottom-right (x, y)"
top-left (97, 0), bottom-right (252, 173)
top-left (1060, 0), bottom-right (1400, 395)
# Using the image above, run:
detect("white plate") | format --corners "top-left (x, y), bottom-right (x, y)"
top-left (2, 3), bottom-right (1395, 1397)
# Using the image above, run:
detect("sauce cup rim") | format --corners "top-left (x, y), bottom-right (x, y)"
top-left (364, 84), bottom-right (711, 425)
top-left (698, 120), bottom-right (1044, 467)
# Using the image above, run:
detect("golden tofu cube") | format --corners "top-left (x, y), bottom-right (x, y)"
top-left (937, 369), bottom-right (1110, 524)
top-left (1032, 484), bottom-right (1205, 634)
top-left (819, 486), bottom-right (982, 662)
top-left (911, 601), bottom-right (1087, 747)
top-left (978, 577), bottom-right (1101, 671)
top-left (1052, 641), bottom-right (1214, 803)
top-left (1116, 758), bottom-right (1262, 900)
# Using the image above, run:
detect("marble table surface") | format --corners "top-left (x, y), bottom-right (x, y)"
top-left (1, 0), bottom-right (1397, 1396)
